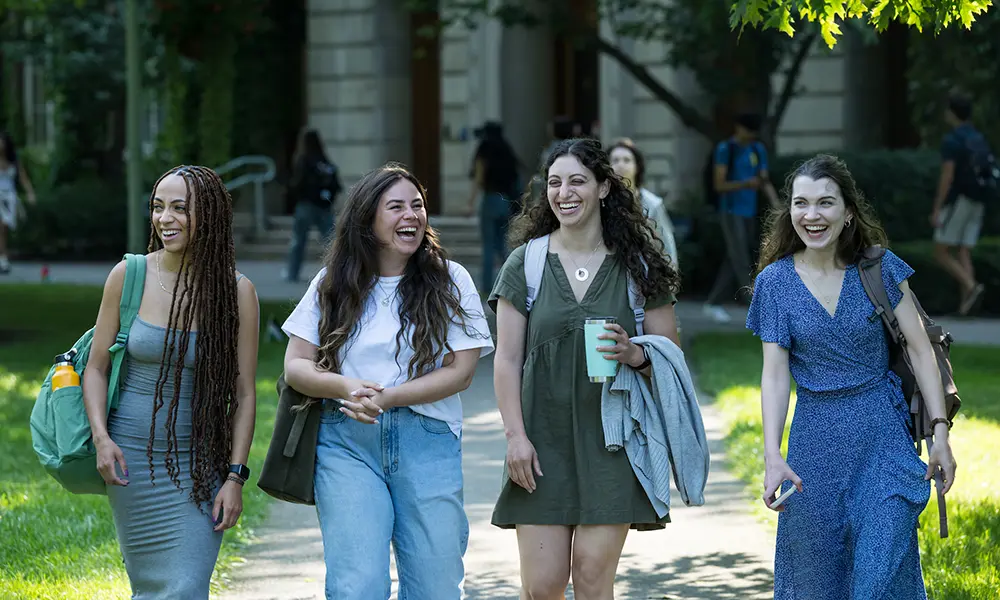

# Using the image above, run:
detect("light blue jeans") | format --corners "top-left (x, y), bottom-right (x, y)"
top-left (314, 403), bottom-right (468, 600)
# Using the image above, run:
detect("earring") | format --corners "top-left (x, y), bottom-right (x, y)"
top-left (845, 217), bottom-right (852, 227)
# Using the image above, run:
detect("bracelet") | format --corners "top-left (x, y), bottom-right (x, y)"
top-left (226, 474), bottom-right (246, 486)
top-left (929, 417), bottom-right (951, 430)
top-left (633, 346), bottom-right (652, 371)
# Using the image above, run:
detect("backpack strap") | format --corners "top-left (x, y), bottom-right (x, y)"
top-left (857, 245), bottom-right (905, 347)
top-left (106, 253), bottom-right (147, 410)
top-left (628, 256), bottom-right (649, 336)
top-left (523, 234), bottom-right (549, 312)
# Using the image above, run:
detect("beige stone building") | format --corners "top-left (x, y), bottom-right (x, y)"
top-left (307, 0), bottom-right (909, 216)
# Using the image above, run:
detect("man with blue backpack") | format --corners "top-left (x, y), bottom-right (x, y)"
top-left (701, 112), bottom-right (780, 323)
top-left (930, 91), bottom-right (994, 315)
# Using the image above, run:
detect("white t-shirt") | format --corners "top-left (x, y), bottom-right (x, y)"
top-left (281, 260), bottom-right (494, 437)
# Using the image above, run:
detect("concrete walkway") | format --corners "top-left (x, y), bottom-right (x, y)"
top-left (217, 356), bottom-right (776, 600)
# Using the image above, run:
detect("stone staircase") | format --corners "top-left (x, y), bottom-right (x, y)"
top-left (233, 213), bottom-right (484, 280)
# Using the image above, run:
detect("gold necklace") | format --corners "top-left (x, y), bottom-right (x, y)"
top-left (798, 259), bottom-right (840, 309)
top-left (156, 252), bottom-right (171, 294)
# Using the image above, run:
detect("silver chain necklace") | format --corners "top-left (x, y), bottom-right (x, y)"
top-left (376, 279), bottom-right (397, 307)
top-left (563, 240), bottom-right (604, 282)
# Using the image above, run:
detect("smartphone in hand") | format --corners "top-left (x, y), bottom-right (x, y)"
top-left (770, 485), bottom-right (797, 509)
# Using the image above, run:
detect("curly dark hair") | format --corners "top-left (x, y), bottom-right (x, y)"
top-left (755, 153), bottom-right (888, 282)
top-left (313, 162), bottom-right (485, 393)
top-left (145, 165), bottom-right (240, 509)
top-left (508, 137), bottom-right (680, 300)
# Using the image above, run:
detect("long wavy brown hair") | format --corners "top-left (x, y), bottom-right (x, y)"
top-left (313, 162), bottom-right (485, 388)
top-left (145, 165), bottom-right (240, 508)
top-left (755, 153), bottom-right (888, 284)
top-left (508, 137), bottom-right (680, 299)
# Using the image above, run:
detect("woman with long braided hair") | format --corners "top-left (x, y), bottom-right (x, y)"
top-left (82, 165), bottom-right (259, 598)
top-left (281, 162), bottom-right (494, 599)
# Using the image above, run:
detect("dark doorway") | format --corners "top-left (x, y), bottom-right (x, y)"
top-left (410, 4), bottom-right (442, 215)
top-left (881, 22), bottom-right (920, 148)
top-left (553, 0), bottom-right (599, 136)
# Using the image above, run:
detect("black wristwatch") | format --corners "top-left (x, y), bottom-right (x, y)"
top-left (634, 346), bottom-right (652, 370)
top-left (229, 464), bottom-right (251, 480)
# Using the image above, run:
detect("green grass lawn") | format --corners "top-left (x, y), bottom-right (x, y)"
top-left (689, 331), bottom-right (1000, 600)
top-left (0, 284), bottom-right (293, 599)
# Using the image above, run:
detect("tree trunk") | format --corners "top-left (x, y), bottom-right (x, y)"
top-left (592, 35), bottom-right (718, 139)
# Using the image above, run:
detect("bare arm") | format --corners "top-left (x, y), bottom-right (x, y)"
top-left (761, 342), bottom-right (792, 461)
top-left (17, 163), bottom-right (36, 201)
top-left (468, 157), bottom-right (485, 209)
top-left (283, 335), bottom-right (356, 401)
top-left (895, 282), bottom-right (950, 434)
top-left (714, 163), bottom-right (753, 194)
top-left (82, 261), bottom-right (129, 486)
top-left (494, 298), bottom-right (528, 440)
top-left (380, 349), bottom-right (480, 409)
top-left (228, 277), bottom-right (260, 468)
top-left (932, 160), bottom-right (955, 213)
top-left (758, 168), bottom-right (781, 209)
top-left (82, 261), bottom-right (127, 447)
top-left (623, 302), bottom-right (679, 378)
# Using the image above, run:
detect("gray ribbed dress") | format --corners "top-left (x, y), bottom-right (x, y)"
top-left (106, 317), bottom-right (223, 599)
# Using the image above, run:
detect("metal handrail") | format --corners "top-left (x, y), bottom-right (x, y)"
top-left (215, 155), bottom-right (277, 237)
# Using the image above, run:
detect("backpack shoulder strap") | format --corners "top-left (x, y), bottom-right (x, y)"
top-left (857, 245), bottom-right (904, 345)
top-left (523, 235), bottom-right (549, 312)
top-left (107, 254), bottom-right (147, 410)
top-left (627, 256), bottom-right (648, 336)
top-left (111, 254), bottom-right (147, 350)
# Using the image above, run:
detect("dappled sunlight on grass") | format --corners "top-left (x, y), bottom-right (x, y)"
top-left (690, 331), bottom-right (1000, 600)
top-left (0, 285), bottom-right (293, 597)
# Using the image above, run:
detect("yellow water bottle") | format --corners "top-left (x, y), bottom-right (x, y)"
top-left (51, 350), bottom-right (81, 392)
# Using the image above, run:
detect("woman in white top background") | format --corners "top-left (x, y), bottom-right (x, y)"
top-left (0, 131), bottom-right (37, 274)
top-left (280, 162), bottom-right (494, 600)
top-left (608, 137), bottom-right (679, 269)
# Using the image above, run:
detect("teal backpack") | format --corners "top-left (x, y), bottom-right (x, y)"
top-left (29, 253), bottom-right (147, 495)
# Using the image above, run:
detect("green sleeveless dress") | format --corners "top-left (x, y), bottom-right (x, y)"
top-left (488, 243), bottom-right (675, 530)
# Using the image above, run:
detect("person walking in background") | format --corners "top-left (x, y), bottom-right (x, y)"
top-left (929, 91), bottom-right (987, 315)
top-left (608, 137), bottom-right (679, 268)
top-left (747, 154), bottom-right (956, 599)
top-left (0, 131), bottom-right (37, 274)
top-left (84, 165), bottom-right (260, 598)
top-left (467, 121), bottom-right (522, 292)
top-left (704, 113), bottom-right (780, 323)
top-left (281, 163), bottom-right (494, 599)
top-left (284, 127), bottom-right (342, 283)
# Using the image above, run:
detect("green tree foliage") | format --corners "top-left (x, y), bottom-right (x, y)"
top-left (907, 7), bottom-right (1000, 147)
top-left (731, 0), bottom-right (993, 48)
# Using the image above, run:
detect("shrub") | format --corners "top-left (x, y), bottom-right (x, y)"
top-left (10, 177), bottom-right (130, 260)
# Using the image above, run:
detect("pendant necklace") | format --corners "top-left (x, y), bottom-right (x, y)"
top-left (566, 240), bottom-right (604, 282)
top-left (377, 279), bottom-right (396, 307)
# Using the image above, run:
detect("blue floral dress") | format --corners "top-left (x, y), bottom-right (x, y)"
top-left (746, 250), bottom-right (930, 600)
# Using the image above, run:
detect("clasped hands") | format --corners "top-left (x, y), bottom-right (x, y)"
top-left (337, 378), bottom-right (391, 424)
